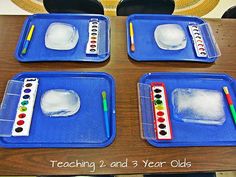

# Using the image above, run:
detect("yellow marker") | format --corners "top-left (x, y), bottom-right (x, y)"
top-left (129, 22), bottom-right (135, 52)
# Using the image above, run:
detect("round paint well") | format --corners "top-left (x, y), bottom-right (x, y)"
top-left (23, 95), bottom-right (30, 99)
top-left (91, 37), bottom-right (96, 40)
top-left (159, 124), bottom-right (166, 129)
top-left (92, 22), bottom-right (98, 25)
top-left (91, 33), bottom-right (97, 36)
top-left (155, 100), bottom-right (162, 105)
top-left (200, 52), bottom-right (206, 55)
top-left (25, 83), bottom-right (32, 87)
top-left (154, 88), bottom-right (162, 93)
top-left (157, 111), bottom-right (164, 116)
top-left (197, 39), bottom-right (203, 43)
top-left (92, 29), bottom-right (97, 32)
top-left (91, 41), bottom-right (96, 43)
top-left (90, 45), bottom-right (96, 48)
top-left (156, 105), bottom-right (164, 110)
top-left (21, 100), bottom-right (29, 106)
top-left (20, 106), bottom-right (27, 112)
top-left (15, 127), bottom-right (23, 133)
top-left (155, 94), bottom-right (162, 99)
top-left (17, 120), bottom-right (25, 126)
top-left (199, 47), bottom-right (205, 51)
top-left (24, 89), bottom-right (31, 93)
top-left (159, 130), bottom-right (167, 136)
top-left (196, 36), bottom-right (202, 39)
top-left (18, 113), bottom-right (26, 118)
top-left (158, 117), bottom-right (165, 122)
top-left (90, 49), bottom-right (96, 52)
top-left (198, 43), bottom-right (204, 47)
top-left (92, 25), bottom-right (98, 28)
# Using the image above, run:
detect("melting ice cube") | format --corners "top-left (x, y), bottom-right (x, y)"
top-left (154, 24), bottom-right (187, 50)
top-left (172, 88), bottom-right (226, 125)
top-left (41, 89), bottom-right (80, 117)
top-left (45, 22), bottom-right (79, 50)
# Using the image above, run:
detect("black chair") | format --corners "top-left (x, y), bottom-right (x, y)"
top-left (222, 6), bottom-right (236, 19)
top-left (43, 0), bottom-right (104, 14)
top-left (116, 0), bottom-right (175, 16)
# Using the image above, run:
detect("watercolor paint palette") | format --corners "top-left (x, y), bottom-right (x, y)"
top-left (188, 25), bottom-right (207, 57)
top-left (86, 18), bottom-right (100, 55)
top-left (12, 78), bottom-right (38, 136)
top-left (15, 14), bottom-right (110, 62)
top-left (0, 72), bottom-right (116, 148)
top-left (127, 14), bottom-right (220, 62)
top-left (138, 72), bottom-right (236, 147)
top-left (150, 82), bottom-right (173, 140)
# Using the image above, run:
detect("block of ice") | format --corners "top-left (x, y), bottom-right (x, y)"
top-left (41, 89), bottom-right (80, 117)
top-left (154, 24), bottom-right (187, 50)
top-left (45, 22), bottom-right (79, 50)
top-left (172, 88), bottom-right (226, 125)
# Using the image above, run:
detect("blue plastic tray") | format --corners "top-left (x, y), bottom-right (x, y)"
top-left (139, 72), bottom-right (236, 147)
top-left (15, 14), bottom-right (110, 62)
top-left (0, 72), bottom-right (116, 148)
top-left (127, 14), bottom-right (220, 63)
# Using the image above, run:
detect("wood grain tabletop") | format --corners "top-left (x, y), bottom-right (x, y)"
top-left (0, 15), bottom-right (236, 175)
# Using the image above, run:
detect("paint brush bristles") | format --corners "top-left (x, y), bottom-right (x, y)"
top-left (102, 91), bottom-right (106, 99)
top-left (129, 22), bottom-right (135, 52)
top-left (223, 86), bottom-right (229, 94)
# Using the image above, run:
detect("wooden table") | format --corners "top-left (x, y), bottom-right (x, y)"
top-left (0, 16), bottom-right (236, 175)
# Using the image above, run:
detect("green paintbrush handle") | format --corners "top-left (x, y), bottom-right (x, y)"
top-left (230, 105), bottom-right (236, 124)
